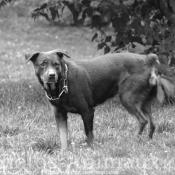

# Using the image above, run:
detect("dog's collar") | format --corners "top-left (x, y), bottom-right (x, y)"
top-left (45, 64), bottom-right (68, 101)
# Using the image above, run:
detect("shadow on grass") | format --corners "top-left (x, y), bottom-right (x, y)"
top-left (107, 147), bottom-right (130, 158)
top-left (0, 79), bottom-right (48, 109)
top-left (32, 138), bottom-right (59, 154)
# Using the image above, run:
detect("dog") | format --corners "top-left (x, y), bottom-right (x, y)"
top-left (119, 67), bottom-right (158, 139)
top-left (25, 49), bottom-right (159, 149)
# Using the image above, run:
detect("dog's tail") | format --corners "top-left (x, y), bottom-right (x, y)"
top-left (149, 66), bottom-right (158, 86)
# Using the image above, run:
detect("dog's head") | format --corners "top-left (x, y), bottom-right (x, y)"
top-left (25, 49), bottom-right (70, 90)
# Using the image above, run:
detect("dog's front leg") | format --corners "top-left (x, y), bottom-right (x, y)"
top-left (52, 106), bottom-right (68, 150)
top-left (81, 108), bottom-right (95, 146)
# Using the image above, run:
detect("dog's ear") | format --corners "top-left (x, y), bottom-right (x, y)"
top-left (54, 49), bottom-right (70, 58)
top-left (25, 52), bottom-right (40, 63)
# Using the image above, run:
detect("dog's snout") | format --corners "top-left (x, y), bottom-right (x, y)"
top-left (49, 72), bottom-right (55, 77)
top-left (41, 68), bottom-right (58, 83)
top-left (48, 69), bottom-right (56, 77)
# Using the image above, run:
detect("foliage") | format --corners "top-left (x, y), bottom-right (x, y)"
top-left (1, 0), bottom-right (175, 55)
top-left (0, 0), bottom-right (14, 9)
top-left (31, 0), bottom-right (175, 55)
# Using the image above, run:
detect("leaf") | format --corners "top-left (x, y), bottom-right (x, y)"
top-left (140, 3), bottom-right (150, 18)
top-left (147, 36), bottom-right (153, 44)
top-left (40, 12), bottom-right (49, 21)
top-left (153, 34), bottom-right (161, 42)
top-left (82, 10), bottom-right (86, 20)
top-left (49, 7), bottom-right (59, 21)
top-left (91, 15), bottom-right (101, 27)
top-left (90, 1), bottom-right (100, 8)
top-left (82, 0), bottom-right (91, 6)
top-left (119, 3), bottom-right (128, 14)
top-left (0, 0), bottom-right (13, 9)
top-left (62, 1), bottom-right (80, 24)
top-left (144, 45), bottom-right (152, 51)
top-left (112, 17), bottom-right (126, 32)
top-left (104, 46), bottom-right (110, 54)
top-left (165, 36), bottom-right (173, 43)
top-left (170, 0), bottom-right (175, 13)
top-left (132, 42), bottom-right (145, 53)
top-left (132, 42), bottom-right (144, 48)
top-left (130, 18), bottom-right (141, 31)
top-left (98, 42), bottom-right (106, 50)
top-left (0, 1), bottom-right (6, 9)
top-left (157, 82), bottom-right (165, 104)
top-left (119, 4), bottom-right (129, 21)
top-left (61, 4), bottom-right (65, 13)
top-left (101, 10), bottom-right (112, 23)
top-left (56, 9), bottom-right (59, 18)
top-left (34, 8), bottom-right (40, 12)
top-left (91, 33), bottom-right (98, 42)
top-left (105, 36), bottom-right (112, 42)
top-left (40, 3), bottom-right (48, 10)
top-left (85, 7), bottom-right (93, 17)
top-left (160, 78), bottom-right (175, 97)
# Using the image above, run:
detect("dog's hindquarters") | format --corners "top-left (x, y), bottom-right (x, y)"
top-left (119, 67), bottom-right (157, 139)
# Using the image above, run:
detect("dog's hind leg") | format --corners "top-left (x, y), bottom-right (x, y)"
top-left (119, 95), bottom-right (148, 139)
top-left (134, 106), bottom-right (148, 138)
top-left (146, 113), bottom-right (155, 139)
top-left (81, 108), bottom-right (95, 146)
top-left (142, 106), bottom-right (155, 139)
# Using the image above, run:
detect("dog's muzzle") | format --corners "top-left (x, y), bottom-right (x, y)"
top-left (44, 64), bottom-right (68, 100)
top-left (47, 69), bottom-right (58, 83)
top-left (41, 69), bottom-right (58, 84)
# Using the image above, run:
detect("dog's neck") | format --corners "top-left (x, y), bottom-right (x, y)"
top-left (42, 64), bottom-right (68, 101)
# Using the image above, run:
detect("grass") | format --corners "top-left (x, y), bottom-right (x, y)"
top-left (1, 8), bottom-right (175, 175)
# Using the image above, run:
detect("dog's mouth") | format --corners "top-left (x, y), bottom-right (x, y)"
top-left (41, 76), bottom-right (58, 88)
top-left (44, 82), bottom-right (60, 100)
top-left (43, 82), bottom-right (57, 91)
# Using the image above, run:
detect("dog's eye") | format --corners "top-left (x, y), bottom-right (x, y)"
top-left (54, 62), bottom-right (60, 67)
top-left (40, 62), bottom-right (46, 67)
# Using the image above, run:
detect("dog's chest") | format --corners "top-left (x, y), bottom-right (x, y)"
top-left (50, 99), bottom-right (78, 113)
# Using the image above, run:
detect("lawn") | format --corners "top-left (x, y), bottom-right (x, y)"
top-left (1, 9), bottom-right (175, 175)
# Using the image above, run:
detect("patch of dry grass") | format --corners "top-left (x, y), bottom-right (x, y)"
top-left (1, 10), bottom-right (175, 175)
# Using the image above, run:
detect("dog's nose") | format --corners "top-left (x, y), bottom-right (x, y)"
top-left (49, 73), bottom-right (55, 77)
top-left (48, 69), bottom-right (56, 77)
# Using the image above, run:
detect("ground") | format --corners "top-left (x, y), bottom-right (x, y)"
top-left (1, 7), bottom-right (175, 175)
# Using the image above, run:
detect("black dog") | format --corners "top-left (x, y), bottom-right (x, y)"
top-left (25, 49), bottom-right (159, 149)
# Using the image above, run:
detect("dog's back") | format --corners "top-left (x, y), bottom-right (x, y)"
top-left (67, 53), bottom-right (158, 105)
